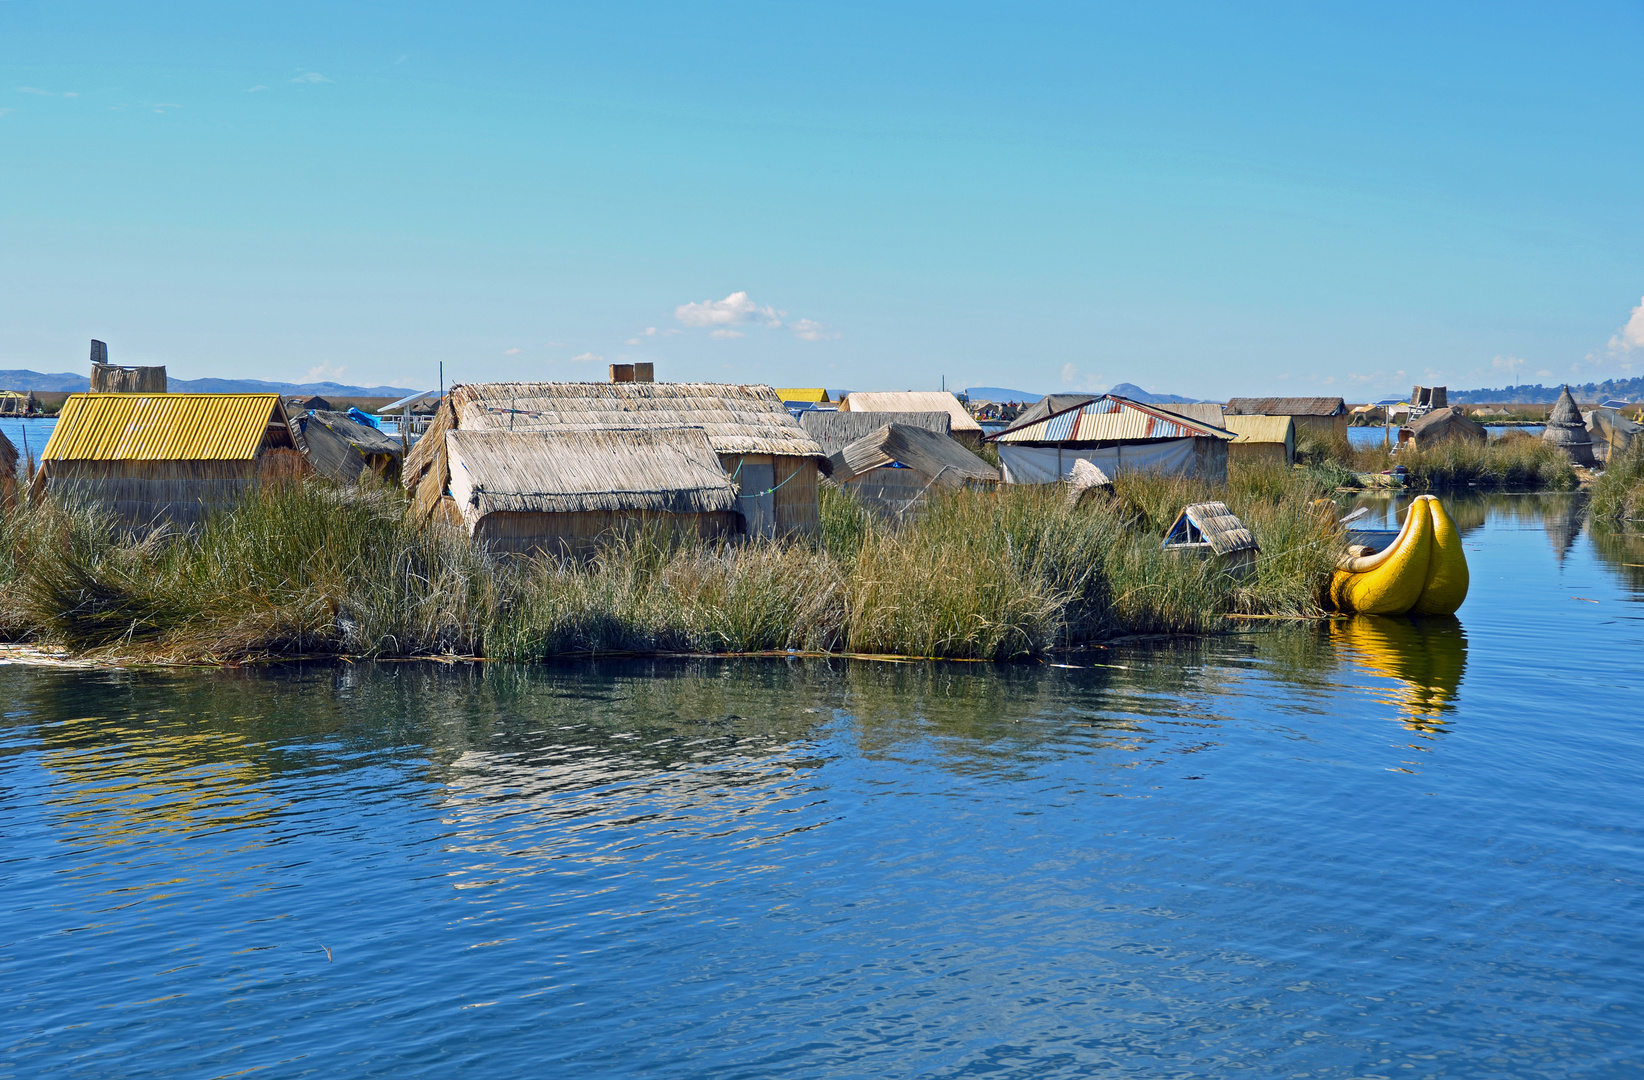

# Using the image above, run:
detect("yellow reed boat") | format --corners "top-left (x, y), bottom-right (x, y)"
top-left (1330, 496), bottom-right (1469, 616)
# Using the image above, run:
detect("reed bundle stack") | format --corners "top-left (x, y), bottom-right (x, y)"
top-left (1224, 396), bottom-right (1348, 439)
top-left (1402, 406), bottom-right (1487, 449)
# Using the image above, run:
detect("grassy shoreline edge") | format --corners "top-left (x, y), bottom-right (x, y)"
top-left (0, 435), bottom-right (1597, 666)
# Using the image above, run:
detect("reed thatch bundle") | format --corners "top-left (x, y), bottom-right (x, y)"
top-left (831, 423), bottom-right (999, 487)
top-left (1543, 385), bottom-right (1596, 465)
top-left (800, 410), bottom-right (951, 457)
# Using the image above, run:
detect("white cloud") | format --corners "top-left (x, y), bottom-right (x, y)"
top-left (63, 92), bottom-right (77, 98)
top-left (304, 360), bottom-right (347, 381)
top-left (17, 87), bottom-right (52, 95)
top-left (503, 347), bottom-right (520, 355)
top-left (1058, 363), bottom-right (1105, 391)
top-left (625, 338), bottom-right (641, 345)
top-left (569, 352), bottom-right (601, 363)
top-left (1536, 369), bottom-right (1554, 377)
top-left (674, 290), bottom-right (782, 329)
top-left (643, 327), bottom-right (657, 336)
top-left (1609, 295), bottom-right (1644, 353)
top-left (792, 318), bottom-right (839, 342)
top-left (0, 109), bottom-right (12, 119)
top-left (246, 85), bottom-right (270, 93)
top-left (291, 72), bottom-right (332, 84)
top-left (710, 329), bottom-right (744, 340)
top-left (545, 340), bottom-right (568, 347)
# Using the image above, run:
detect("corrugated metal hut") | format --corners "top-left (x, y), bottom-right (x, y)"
top-left (1586, 406), bottom-right (1641, 465)
top-left (0, 429), bottom-right (17, 510)
top-left (800, 410), bottom-right (952, 457)
top-left (440, 427), bottom-right (741, 558)
top-left (1402, 406), bottom-right (1486, 449)
top-left (33, 393), bottom-right (306, 526)
top-left (289, 409), bottom-right (404, 484)
top-left (1543, 386), bottom-right (1596, 465)
top-left (839, 391), bottom-right (985, 448)
top-left (1224, 396), bottom-right (1348, 439)
top-left (403, 382), bottom-right (827, 539)
top-left (828, 422), bottom-right (1000, 521)
top-left (1221, 414), bottom-right (1296, 466)
top-left (989, 395), bottom-right (1235, 484)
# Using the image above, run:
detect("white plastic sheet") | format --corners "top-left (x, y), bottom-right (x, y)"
top-left (998, 439), bottom-right (1199, 484)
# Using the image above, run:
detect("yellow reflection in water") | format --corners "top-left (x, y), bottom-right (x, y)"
top-left (42, 715), bottom-right (276, 848)
top-left (1329, 615), bottom-right (1467, 733)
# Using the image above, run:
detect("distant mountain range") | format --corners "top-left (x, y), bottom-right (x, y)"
top-left (1446, 377), bottom-right (1644, 404)
top-left (965, 382), bottom-right (1201, 405)
top-left (0, 369), bottom-right (422, 398)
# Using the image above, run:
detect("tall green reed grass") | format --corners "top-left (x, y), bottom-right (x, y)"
top-left (1591, 441), bottom-right (1644, 521)
top-left (1, 468), bottom-right (1345, 663)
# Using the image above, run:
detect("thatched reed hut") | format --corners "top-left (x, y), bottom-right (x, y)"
top-left (1402, 406), bottom-right (1486, 449)
top-left (0, 428), bottom-right (17, 510)
top-left (289, 409), bottom-right (404, 484)
top-left (1543, 386), bottom-right (1596, 466)
top-left (403, 382), bottom-right (827, 539)
top-left (827, 422), bottom-right (999, 521)
top-left (839, 391), bottom-right (985, 448)
top-left (1162, 501), bottom-right (1259, 575)
top-left (439, 427), bottom-right (741, 558)
top-left (990, 395), bottom-right (1235, 484)
top-left (1224, 396), bottom-right (1348, 439)
top-left (800, 409), bottom-right (952, 457)
top-left (34, 393), bottom-right (306, 526)
top-left (1221, 414), bottom-right (1295, 466)
top-left (1586, 407), bottom-right (1641, 465)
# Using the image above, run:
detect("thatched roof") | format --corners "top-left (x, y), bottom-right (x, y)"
top-left (42, 394), bottom-right (290, 461)
top-left (1548, 385), bottom-right (1585, 427)
top-left (1405, 407), bottom-right (1486, 445)
top-left (1065, 457), bottom-right (1112, 509)
top-left (0, 429), bottom-right (16, 475)
top-left (435, 382), bottom-right (824, 459)
top-left (1162, 501), bottom-right (1259, 555)
top-left (1221, 414), bottom-right (1295, 444)
top-left (839, 391), bottom-right (983, 433)
top-left (801, 410), bottom-right (951, 457)
top-left (1224, 397), bottom-right (1346, 417)
top-left (830, 423), bottom-right (1000, 486)
top-left (445, 428), bottom-right (738, 518)
top-left (290, 410), bottom-right (404, 483)
top-left (1155, 402), bottom-right (1226, 427)
top-left (995, 395), bottom-right (1234, 444)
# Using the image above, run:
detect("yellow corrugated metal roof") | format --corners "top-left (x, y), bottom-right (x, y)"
top-left (1220, 414), bottom-right (1294, 444)
top-left (42, 394), bottom-right (285, 461)
top-left (773, 387), bottom-right (830, 403)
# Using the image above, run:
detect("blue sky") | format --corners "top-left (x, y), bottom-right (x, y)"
top-left (3, 1), bottom-right (1643, 398)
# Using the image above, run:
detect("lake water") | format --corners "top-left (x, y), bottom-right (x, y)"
top-left (4, 494), bottom-right (1642, 1078)
top-left (1348, 425), bottom-right (1545, 448)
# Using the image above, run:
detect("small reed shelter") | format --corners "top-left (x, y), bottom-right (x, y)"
top-left (989, 395), bottom-right (1235, 484)
top-left (1401, 406), bottom-right (1486, 449)
top-left (1162, 501), bottom-right (1260, 575)
top-left (33, 393), bottom-right (305, 526)
top-left (1224, 396), bottom-right (1348, 439)
top-left (1543, 386), bottom-right (1597, 466)
top-left (1586, 406), bottom-right (1641, 465)
top-left (1220, 414), bottom-right (1295, 466)
top-left (838, 391), bottom-right (985, 448)
top-left (826, 422), bottom-right (1000, 521)
top-left (440, 427), bottom-right (741, 558)
top-left (289, 409), bottom-right (404, 484)
top-left (403, 382), bottom-right (828, 540)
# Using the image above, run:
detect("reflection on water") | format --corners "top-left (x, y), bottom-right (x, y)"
top-left (1330, 615), bottom-right (1467, 732)
top-left (4, 494), bottom-right (1644, 1078)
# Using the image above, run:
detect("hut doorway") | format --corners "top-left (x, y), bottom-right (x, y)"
top-left (737, 458), bottom-right (776, 537)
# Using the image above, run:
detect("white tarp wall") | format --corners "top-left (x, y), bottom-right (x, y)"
top-left (998, 439), bottom-right (1199, 484)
